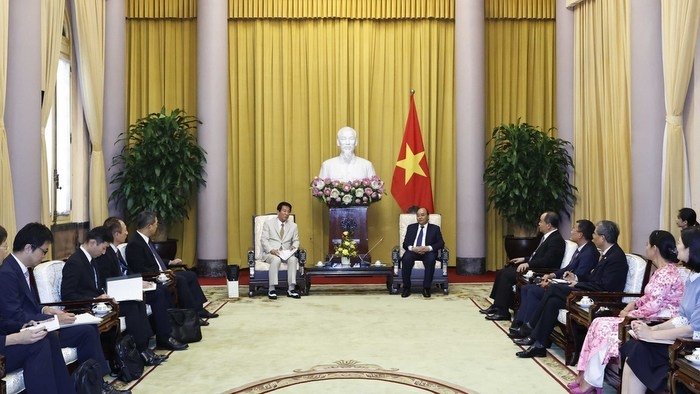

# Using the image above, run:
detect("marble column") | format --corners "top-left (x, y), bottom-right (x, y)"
top-left (455, 0), bottom-right (486, 274)
top-left (6, 0), bottom-right (41, 225)
top-left (196, 0), bottom-right (229, 277)
top-left (556, 0), bottom-right (574, 234)
top-left (104, 0), bottom-right (126, 216)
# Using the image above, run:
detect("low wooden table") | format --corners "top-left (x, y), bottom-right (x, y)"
top-left (304, 265), bottom-right (393, 295)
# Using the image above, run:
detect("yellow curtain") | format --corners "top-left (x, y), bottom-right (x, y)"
top-left (40, 0), bottom-right (66, 227)
top-left (0, 0), bottom-right (16, 244)
top-left (659, 0), bottom-right (700, 238)
top-left (572, 0), bottom-right (632, 250)
top-left (73, 0), bottom-right (108, 227)
top-left (485, 0), bottom-right (557, 271)
top-left (126, 1), bottom-right (198, 266)
top-left (227, 2), bottom-right (456, 267)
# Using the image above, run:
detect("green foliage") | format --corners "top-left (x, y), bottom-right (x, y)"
top-left (110, 108), bottom-right (207, 227)
top-left (483, 122), bottom-right (577, 234)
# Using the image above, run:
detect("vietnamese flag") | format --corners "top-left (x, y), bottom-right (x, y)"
top-left (391, 94), bottom-right (434, 213)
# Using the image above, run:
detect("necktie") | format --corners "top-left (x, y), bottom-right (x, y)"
top-left (280, 223), bottom-right (285, 238)
top-left (416, 226), bottom-right (425, 247)
top-left (148, 241), bottom-right (168, 271)
top-left (23, 270), bottom-right (31, 290)
top-left (116, 250), bottom-right (129, 276)
top-left (571, 249), bottom-right (580, 263)
top-left (91, 261), bottom-right (99, 289)
top-left (531, 236), bottom-right (546, 259)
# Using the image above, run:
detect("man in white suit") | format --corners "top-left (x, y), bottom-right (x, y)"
top-left (261, 201), bottom-right (301, 300)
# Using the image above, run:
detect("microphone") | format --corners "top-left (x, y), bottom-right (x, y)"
top-left (358, 237), bottom-right (384, 266)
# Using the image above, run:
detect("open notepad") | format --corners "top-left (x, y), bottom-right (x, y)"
top-left (20, 315), bottom-right (60, 332)
top-left (278, 249), bottom-right (295, 261)
top-left (628, 329), bottom-right (675, 345)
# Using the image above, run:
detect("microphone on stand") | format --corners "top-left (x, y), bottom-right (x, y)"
top-left (358, 237), bottom-right (384, 266)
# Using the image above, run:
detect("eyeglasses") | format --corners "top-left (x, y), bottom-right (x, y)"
top-left (34, 246), bottom-right (48, 255)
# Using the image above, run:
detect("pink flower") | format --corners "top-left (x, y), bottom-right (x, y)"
top-left (362, 196), bottom-right (368, 202)
top-left (362, 179), bottom-right (370, 186)
top-left (365, 187), bottom-right (373, 196)
top-left (371, 193), bottom-right (377, 199)
top-left (355, 199), bottom-right (361, 204)
top-left (343, 184), bottom-right (351, 192)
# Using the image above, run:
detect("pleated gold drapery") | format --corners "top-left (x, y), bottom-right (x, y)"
top-left (0, 0), bottom-right (16, 244)
top-left (659, 0), bottom-right (700, 239)
top-left (125, 0), bottom-right (198, 266)
top-left (227, 0), bottom-right (456, 266)
top-left (74, 0), bottom-right (109, 228)
top-left (40, 0), bottom-right (66, 227)
top-left (485, 0), bottom-right (557, 271)
top-left (572, 0), bottom-right (632, 250)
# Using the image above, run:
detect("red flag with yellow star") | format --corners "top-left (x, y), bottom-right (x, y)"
top-left (391, 94), bottom-right (434, 213)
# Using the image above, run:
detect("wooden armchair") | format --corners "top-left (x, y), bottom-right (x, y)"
top-left (247, 213), bottom-right (307, 297)
top-left (552, 253), bottom-right (652, 365)
top-left (669, 337), bottom-right (700, 393)
top-left (391, 213), bottom-right (449, 295)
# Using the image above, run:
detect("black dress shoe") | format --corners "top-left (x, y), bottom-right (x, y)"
top-left (422, 288), bottom-right (431, 298)
top-left (401, 289), bottom-right (411, 298)
top-left (199, 310), bottom-right (219, 319)
top-left (508, 326), bottom-right (532, 339)
top-left (479, 305), bottom-right (497, 314)
top-left (516, 346), bottom-right (547, 358)
top-left (485, 312), bottom-right (511, 321)
top-left (141, 350), bottom-right (164, 366)
top-left (287, 289), bottom-right (301, 299)
top-left (157, 337), bottom-right (188, 351)
top-left (199, 318), bottom-right (210, 326)
top-left (512, 337), bottom-right (535, 346)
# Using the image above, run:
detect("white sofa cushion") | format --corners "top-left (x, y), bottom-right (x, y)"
top-left (33, 260), bottom-right (65, 304)
top-left (561, 240), bottom-right (578, 268)
top-left (3, 347), bottom-right (78, 394)
top-left (622, 254), bottom-right (648, 303)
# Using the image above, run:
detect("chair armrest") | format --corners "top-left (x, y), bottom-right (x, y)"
top-left (41, 298), bottom-right (120, 334)
top-left (670, 337), bottom-right (700, 363)
top-left (168, 263), bottom-right (187, 271)
top-left (247, 249), bottom-right (255, 278)
top-left (296, 248), bottom-right (306, 275)
top-left (439, 248), bottom-right (449, 275)
top-left (141, 270), bottom-right (176, 284)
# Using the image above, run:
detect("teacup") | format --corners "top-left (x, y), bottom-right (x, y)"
top-left (523, 270), bottom-right (534, 278)
top-left (157, 273), bottom-right (168, 282)
top-left (692, 348), bottom-right (700, 358)
top-left (316, 261), bottom-right (324, 267)
top-left (374, 261), bottom-right (382, 266)
top-left (579, 296), bottom-right (593, 306)
top-left (92, 302), bottom-right (110, 314)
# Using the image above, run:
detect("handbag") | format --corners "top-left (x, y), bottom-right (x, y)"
top-left (73, 359), bottom-right (103, 394)
top-left (114, 334), bottom-right (144, 382)
top-left (167, 308), bottom-right (202, 343)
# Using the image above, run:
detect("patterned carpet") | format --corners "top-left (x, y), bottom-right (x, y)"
top-left (112, 283), bottom-right (576, 393)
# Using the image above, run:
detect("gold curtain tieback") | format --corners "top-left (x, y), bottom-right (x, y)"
top-left (666, 115), bottom-right (683, 127)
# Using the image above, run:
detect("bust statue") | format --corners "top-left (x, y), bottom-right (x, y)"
top-left (318, 126), bottom-right (376, 182)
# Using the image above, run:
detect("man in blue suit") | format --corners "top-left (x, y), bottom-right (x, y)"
top-left (401, 207), bottom-right (445, 298)
top-left (509, 219), bottom-right (600, 339)
top-left (0, 223), bottom-right (128, 393)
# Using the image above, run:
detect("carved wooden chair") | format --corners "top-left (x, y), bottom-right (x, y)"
top-left (247, 213), bottom-right (307, 297)
top-left (390, 213), bottom-right (449, 295)
top-left (669, 337), bottom-right (700, 393)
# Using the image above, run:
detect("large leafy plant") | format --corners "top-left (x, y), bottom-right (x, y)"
top-left (110, 108), bottom-right (206, 239)
top-left (483, 122), bottom-right (576, 236)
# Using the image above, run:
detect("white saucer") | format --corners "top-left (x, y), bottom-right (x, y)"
top-left (685, 355), bottom-right (700, 365)
top-left (373, 263), bottom-right (383, 267)
top-left (93, 310), bottom-right (110, 317)
top-left (316, 263), bottom-right (324, 267)
top-left (577, 302), bottom-right (593, 308)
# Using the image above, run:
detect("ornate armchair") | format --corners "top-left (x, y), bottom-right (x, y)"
top-left (390, 213), bottom-right (449, 295)
top-left (247, 213), bottom-right (307, 297)
top-left (552, 253), bottom-right (651, 365)
top-left (117, 243), bottom-right (179, 307)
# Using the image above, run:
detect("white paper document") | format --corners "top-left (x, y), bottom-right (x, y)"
top-left (20, 315), bottom-right (60, 332)
top-left (278, 249), bottom-right (295, 261)
top-left (59, 313), bottom-right (103, 328)
top-left (106, 274), bottom-right (144, 302)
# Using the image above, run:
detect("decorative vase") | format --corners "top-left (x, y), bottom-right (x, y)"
top-left (341, 257), bottom-right (351, 267)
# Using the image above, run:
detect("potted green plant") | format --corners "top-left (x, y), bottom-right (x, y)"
top-left (483, 122), bottom-right (576, 258)
top-left (110, 108), bottom-right (206, 257)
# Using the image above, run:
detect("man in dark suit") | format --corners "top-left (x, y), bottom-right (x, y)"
top-left (509, 219), bottom-right (600, 339)
top-left (515, 220), bottom-right (629, 358)
top-left (400, 207), bottom-right (445, 298)
top-left (62, 225), bottom-right (171, 365)
top-left (0, 223), bottom-right (128, 394)
top-left (125, 211), bottom-right (217, 320)
top-left (95, 217), bottom-right (187, 351)
top-left (0, 224), bottom-right (73, 393)
top-left (482, 211), bottom-right (566, 321)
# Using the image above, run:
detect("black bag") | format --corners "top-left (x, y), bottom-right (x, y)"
top-left (168, 308), bottom-right (202, 343)
top-left (114, 334), bottom-right (144, 382)
top-left (73, 358), bottom-right (103, 394)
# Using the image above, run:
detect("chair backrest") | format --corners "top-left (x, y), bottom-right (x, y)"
top-left (560, 240), bottom-right (578, 268)
top-left (398, 213), bottom-right (442, 257)
top-left (621, 253), bottom-right (649, 303)
top-left (33, 260), bottom-right (66, 303)
top-left (253, 213), bottom-right (296, 261)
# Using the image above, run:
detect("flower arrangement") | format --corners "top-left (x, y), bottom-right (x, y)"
top-left (310, 175), bottom-right (384, 207)
top-left (335, 231), bottom-right (358, 258)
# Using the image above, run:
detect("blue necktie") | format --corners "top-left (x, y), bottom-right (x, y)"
top-left (116, 250), bottom-right (129, 276)
top-left (148, 241), bottom-right (168, 271)
top-left (416, 226), bottom-right (424, 247)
